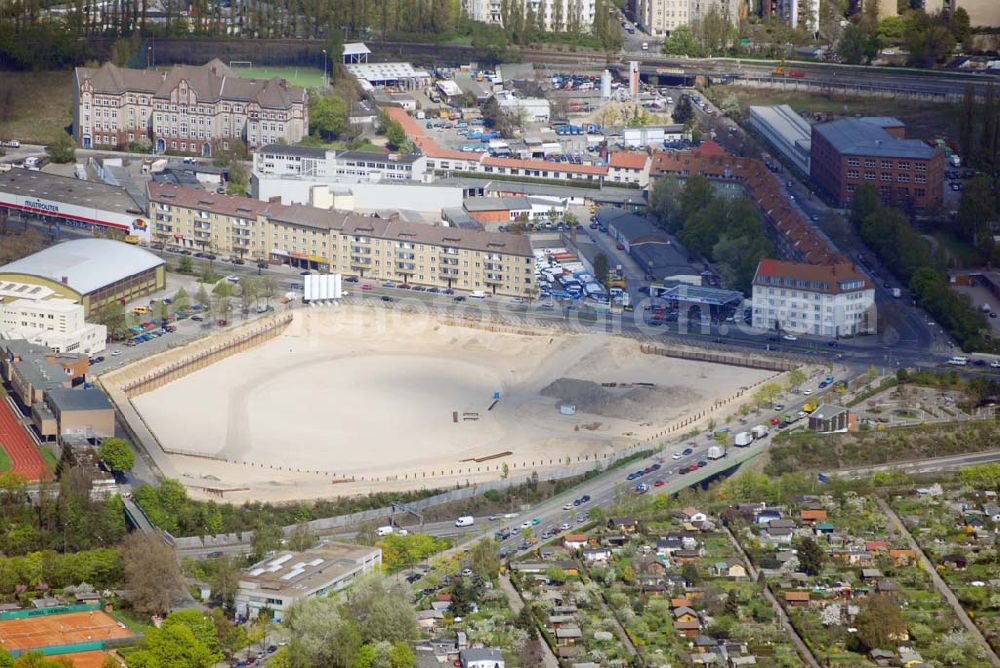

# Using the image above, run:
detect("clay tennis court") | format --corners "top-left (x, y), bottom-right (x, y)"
top-left (54, 650), bottom-right (116, 667)
top-left (0, 610), bottom-right (135, 654)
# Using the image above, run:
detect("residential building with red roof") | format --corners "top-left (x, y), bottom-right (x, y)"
top-left (751, 259), bottom-right (875, 336)
top-left (608, 150), bottom-right (652, 187)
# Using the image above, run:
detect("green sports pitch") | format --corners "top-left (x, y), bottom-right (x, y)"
top-left (228, 65), bottom-right (327, 89)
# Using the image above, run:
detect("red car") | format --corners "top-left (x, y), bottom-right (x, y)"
top-left (616, 243), bottom-right (625, 251)
top-left (361, 283), bottom-right (372, 290)
top-left (770, 417), bottom-right (780, 425)
top-left (654, 479), bottom-right (665, 487)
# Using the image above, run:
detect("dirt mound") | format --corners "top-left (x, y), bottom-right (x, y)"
top-left (540, 377), bottom-right (697, 422)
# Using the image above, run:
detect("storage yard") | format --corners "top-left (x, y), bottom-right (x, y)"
top-left (130, 306), bottom-right (772, 502)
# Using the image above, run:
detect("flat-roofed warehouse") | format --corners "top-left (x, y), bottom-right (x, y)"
top-left (0, 168), bottom-right (150, 242)
top-left (0, 239), bottom-right (165, 315)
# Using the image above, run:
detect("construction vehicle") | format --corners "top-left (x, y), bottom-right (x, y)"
top-left (803, 401), bottom-right (818, 413)
top-left (772, 59), bottom-right (786, 76)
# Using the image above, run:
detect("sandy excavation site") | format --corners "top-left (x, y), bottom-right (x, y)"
top-left (132, 306), bottom-right (773, 499)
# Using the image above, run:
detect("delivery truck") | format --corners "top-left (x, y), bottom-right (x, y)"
top-left (751, 425), bottom-right (769, 439)
top-left (707, 445), bottom-right (726, 460)
top-left (734, 432), bottom-right (753, 447)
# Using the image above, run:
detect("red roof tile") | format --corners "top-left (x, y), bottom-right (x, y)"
top-left (609, 151), bottom-right (649, 170)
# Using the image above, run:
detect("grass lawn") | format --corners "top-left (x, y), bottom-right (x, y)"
top-left (40, 444), bottom-right (58, 472)
top-left (0, 71), bottom-right (74, 145)
top-left (710, 85), bottom-right (961, 141)
top-left (0, 442), bottom-right (11, 473)
top-left (224, 65), bottom-right (326, 89)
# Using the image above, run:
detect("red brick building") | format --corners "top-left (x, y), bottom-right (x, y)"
top-left (810, 118), bottom-right (944, 210)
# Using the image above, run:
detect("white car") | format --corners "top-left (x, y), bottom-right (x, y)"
top-left (560, 523), bottom-right (571, 531)
top-left (111, 350), bottom-right (122, 356)
top-left (520, 521), bottom-right (532, 529)
top-left (803, 389), bottom-right (813, 396)
top-left (225, 275), bottom-right (240, 283)
top-left (991, 361), bottom-right (1000, 368)
top-left (562, 502), bottom-right (575, 511)
top-left (672, 452), bottom-right (682, 460)
top-left (782, 334), bottom-right (798, 341)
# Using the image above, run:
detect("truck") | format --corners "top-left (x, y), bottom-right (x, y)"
top-left (707, 445), bottom-right (726, 460)
top-left (455, 516), bottom-right (475, 527)
top-left (733, 432), bottom-right (753, 447)
top-left (751, 425), bottom-right (769, 439)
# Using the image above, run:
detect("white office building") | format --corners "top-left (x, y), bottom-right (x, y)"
top-left (751, 259), bottom-right (875, 337)
top-left (235, 543), bottom-right (382, 622)
top-left (746, 105), bottom-right (812, 174)
top-left (0, 298), bottom-right (107, 355)
top-left (253, 144), bottom-right (428, 183)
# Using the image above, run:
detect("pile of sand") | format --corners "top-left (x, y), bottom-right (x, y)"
top-left (540, 377), bottom-right (698, 422)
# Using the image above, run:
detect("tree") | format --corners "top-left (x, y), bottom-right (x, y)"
top-left (850, 183), bottom-right (880, 228)
top-left (240, 277), bottom-right (262, 309)
top-left (172, 287), bottom-right (190, 312)
top-left (663, 25), bottom-right (703, 57)
top-left (673, 95), bottom-right (694, 125)
top-left (341, 574), bottom-right (418, 644)
top-left (515, 603), bottom-right (538, 639)
top-left (470, 539), bottom-right (501, 580)
top-left (837, 22), bottom-right (880, 65)
top-left (786, 368), bottom-right (807, 392)
top-left (286, 524), bottom-right (317, 552)
top-left (194, 285), bottom-right (210, 308)
top-left (251, 522), bottom-right (283, 557)
top-left (387, 641), bottom-right (415, 668)
top-left (122, 532), bottom-right (184, 617)
top-left (178, 255), bottom-right (194, 274)
top-left (208, 608), bottom-right (247, 660)
top-left (904, 10), bottom-right (956, 68)
top-left (286, 596), bottom-right (363, 668)
top-left (957, 176), bottom-right (996, 258)
top-left (94, 301), bottom-right (129, 340)
top-left (46, 131), bottom-right (75, 163)
top-left (227, 161), bottom-right (248, 196)
top-left (854, 594), bottom-right (907, 650)
top-left (592, 251), bottom-right (610, 284)
top-left (385, 120), bottom-right (409, 152)
top-left (795, 536), bottom-right (825, 575)
top-left (98, 438), bottom-right (135, 473)
top-left (681, 562), bottom-right (700, 585)
top-left (126, 620), bottom-right (219, 668)
top-left (310, 94), bottom-right (348, 140)
top-left (649, 176), bottom-right (683, 232)
top-left (867, 364), bottom-right (878, 388)
top-left (326, 28), bottom-right (345, 82)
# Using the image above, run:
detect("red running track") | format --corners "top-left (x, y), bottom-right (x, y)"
top-left (0, 397), bottom-right (48, 480)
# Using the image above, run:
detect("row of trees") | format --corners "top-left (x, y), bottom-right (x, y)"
top-left (849, 183), bottom-right (990, 350)
top-left (837, 7), bottom-right (970, 67)
top-left (648, 174), bottom-right (774, 293)
top-left (0, 469), bottom-right (126, 557)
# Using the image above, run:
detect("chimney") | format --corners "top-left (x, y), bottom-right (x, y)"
top-left (61, 276), bottom-right (68, 285)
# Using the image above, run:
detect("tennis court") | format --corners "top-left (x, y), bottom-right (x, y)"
top-left (55, 650), bottom-right (115, 668)
top-left (0, 610), bottom-right (136, 654)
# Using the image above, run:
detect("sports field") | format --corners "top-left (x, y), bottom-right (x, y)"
top-left (0, 609), bottom-right (136, 655)
top-left (227, 65), bottom-right (326, 89)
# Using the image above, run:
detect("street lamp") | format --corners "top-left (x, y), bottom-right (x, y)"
top-left (321, 49), bottom-right (328, 88)
top-left (146, 46), bottom-right (152, 69)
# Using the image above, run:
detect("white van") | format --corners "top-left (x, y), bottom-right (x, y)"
top-left (948, 356), bottom-right (969, 366)
top-left (376, 526), bottom-right (394, 537)
top-left (455, 516), bottom-right (475, 527)
top-left (470, 291), bottom-right (486, 299)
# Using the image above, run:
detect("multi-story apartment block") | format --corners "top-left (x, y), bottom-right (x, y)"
top-left (751, 259), bottom-right (875, 337)
top-left (810, 117), bottom-right (944, 210)
top-left (253, 144), bottom-right (428, 183)
top-left (73, 59), bottom-right (308, 156)
top-left (463, 0), bottom-right (596, 32)
top-left (147, 183), bottom-right (534, 296)
top-left (637, 0), bottom-right (737, 35)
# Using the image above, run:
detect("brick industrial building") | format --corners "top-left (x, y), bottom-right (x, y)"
top-left (810, 117), bottom-right (944, 210)
top-left (72, 59), bottom-right (308, 155)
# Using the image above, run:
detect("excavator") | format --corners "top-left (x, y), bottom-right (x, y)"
top-left (772, 58), bottom-right (786, 76)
